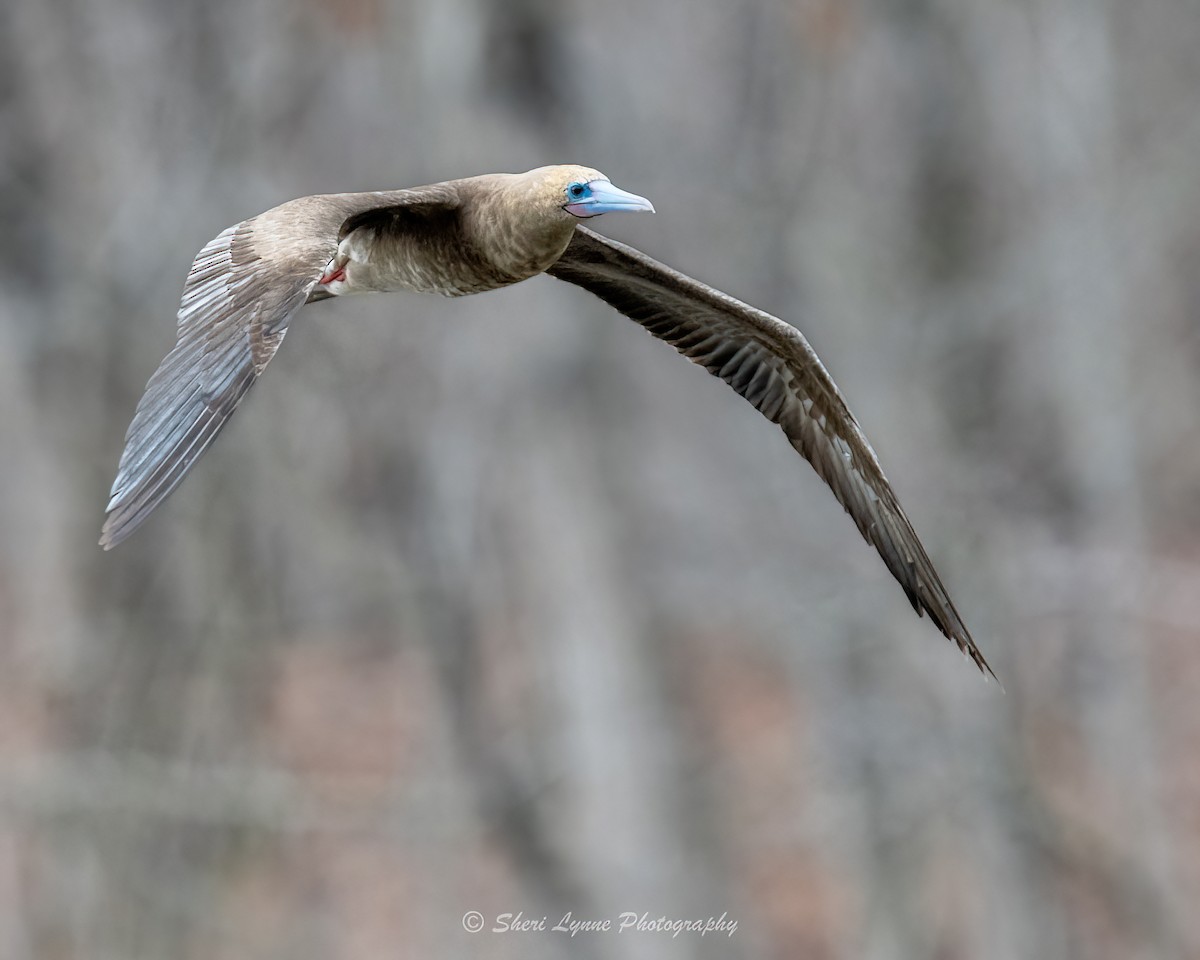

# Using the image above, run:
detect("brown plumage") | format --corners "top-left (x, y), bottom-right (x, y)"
top-left (101, 164), bottom-right (995, 680)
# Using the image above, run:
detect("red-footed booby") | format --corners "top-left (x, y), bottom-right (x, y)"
top-left (101, 165), bottom-right (995, 679)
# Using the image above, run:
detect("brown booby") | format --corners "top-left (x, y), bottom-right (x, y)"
top-left (101, 165), bottom-right (994, 678)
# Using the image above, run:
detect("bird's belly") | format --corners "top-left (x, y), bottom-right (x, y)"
top-left (341, 254), bottom-right (508, 299)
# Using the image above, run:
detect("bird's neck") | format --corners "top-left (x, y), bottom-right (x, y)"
top-left (466, 179), bottom-right (577, 282)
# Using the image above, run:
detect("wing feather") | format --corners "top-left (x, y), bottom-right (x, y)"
top-left (100, 221), bottom-right (321, 548)
top-left (100, 187), bottom-right (455, 548)
top-left (548, 226), bottom-right (995, 679)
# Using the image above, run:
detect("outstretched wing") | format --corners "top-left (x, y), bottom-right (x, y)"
top-left (100, 186), bottom-right (466, 549)
top-left (548, 226), bottom-right (994, 679)
top-left (100, 218), bottom-right (329, 549)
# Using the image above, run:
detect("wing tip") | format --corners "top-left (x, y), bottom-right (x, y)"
top-left (98, 517), bottom-right (124, 551)
top-left (99, 502), bottom-right (146, 551)
top-left (917, 590), bottom-right (1001, 688)
top-left (953, 630), bottom-right (1002, 689)
top-left (974, 651), bottom-right (1003, 690)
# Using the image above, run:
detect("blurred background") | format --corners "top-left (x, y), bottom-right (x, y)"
top-left (2, 0), bottom-right (1200, 957)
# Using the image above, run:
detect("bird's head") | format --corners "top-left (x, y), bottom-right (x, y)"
top-left (519, 165), bottom-right (655, 222)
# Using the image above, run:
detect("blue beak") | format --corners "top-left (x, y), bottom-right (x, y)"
top-left (565, 179), bottom-right (655, 218)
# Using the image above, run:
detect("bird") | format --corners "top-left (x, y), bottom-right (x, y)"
top-left (101, 164), bottom-right (995, 679)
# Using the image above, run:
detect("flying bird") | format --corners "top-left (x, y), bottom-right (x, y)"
top-left (101, 165), bottom-right (994, 679)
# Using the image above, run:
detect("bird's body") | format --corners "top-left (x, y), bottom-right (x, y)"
top-left (298, 169), bottom-right (596, 300)
top-left (102, 164), bottom-right (996, 679)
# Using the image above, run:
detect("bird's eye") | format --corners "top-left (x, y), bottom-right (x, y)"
top-left (567, 182), bottom-right (587, 200)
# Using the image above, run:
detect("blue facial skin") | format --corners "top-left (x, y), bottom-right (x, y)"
top-left (563, 179), bottom-right (655, 218)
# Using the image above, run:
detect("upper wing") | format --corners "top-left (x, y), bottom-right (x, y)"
top-left (100, 186), bottom-right (464, 549)
top-left (548, 226), bottom-right (994, 679)
top-left (100, 217), bottom-right (330, 549)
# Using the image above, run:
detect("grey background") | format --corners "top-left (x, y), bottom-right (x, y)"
top-left (2, 0), bottom-right (1199, 957)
